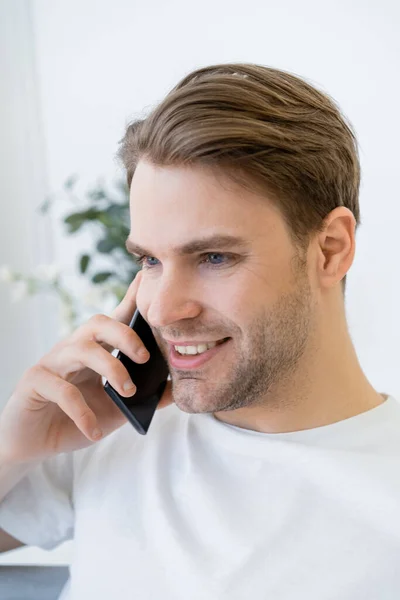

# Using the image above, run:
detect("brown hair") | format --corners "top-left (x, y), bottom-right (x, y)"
top-left (118, 63), bottom-right (361, 294)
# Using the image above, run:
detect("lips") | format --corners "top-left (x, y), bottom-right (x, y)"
top-left (168, 338), bottom-right (231, 369)
top-left (165, 337), bottom-right (228, 347)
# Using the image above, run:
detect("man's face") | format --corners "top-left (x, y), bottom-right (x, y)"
top-left (128, 160), bottom-right (317, 415)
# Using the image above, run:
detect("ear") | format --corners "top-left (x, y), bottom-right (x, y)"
top-left (316, 207), bottom-right (356, 289)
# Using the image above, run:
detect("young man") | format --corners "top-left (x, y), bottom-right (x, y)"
top-left (1, 63), bottom-right (399, 600)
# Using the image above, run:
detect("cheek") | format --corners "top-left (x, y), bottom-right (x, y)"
top-left (221, 273), bottom-right (259, 310)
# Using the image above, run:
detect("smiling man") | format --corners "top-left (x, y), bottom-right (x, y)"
top-left (120, 61), bottom-right (386, 433)
top-left (125, 159), bottom-right (383, 432)
top-left (1, 63), bottom-right (400, 600)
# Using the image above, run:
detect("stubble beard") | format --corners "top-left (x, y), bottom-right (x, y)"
top-left (170, 273), bottom-right (315, 415)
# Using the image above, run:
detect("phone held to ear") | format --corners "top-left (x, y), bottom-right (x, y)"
top-left (104, 309), bottom-right (170, 435)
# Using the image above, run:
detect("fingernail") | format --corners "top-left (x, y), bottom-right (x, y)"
top-left (123, 379), bottom-right (136, 392)
top-left (92, 427), bottom-right (102, 439)
top-left (139, 348), bottom-right (149, 359)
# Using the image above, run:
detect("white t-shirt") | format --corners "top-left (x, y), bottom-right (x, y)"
top-left (1, 395), bottom-right (400, 599)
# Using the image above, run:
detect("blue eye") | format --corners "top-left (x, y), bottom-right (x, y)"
top-left (134, 255), bottom-right (159, 268)
top-left (203, 253), bottom-right (228, 266)
top-left (134, 252), bottom-right (232, 269)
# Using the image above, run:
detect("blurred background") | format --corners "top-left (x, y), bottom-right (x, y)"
top-left (1, 0), bottom-right (399, 567)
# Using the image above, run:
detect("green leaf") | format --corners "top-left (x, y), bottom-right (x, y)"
top-left (64, 208), bottom-right (105, 233)
top-left (96, 213), bottom-right (113, 227)
top-left (92, 271), bottom-right (113, 283)
top-left (46, 175), bottom-right (140, 293)
top-left (64, 213), bottom-right (85, 233)
top-left (97, 237), bottom-right (118, 253)
top-left (106, 204), bottom-right (129, 219)
top-left (78, 208), bottom-right (102, 221)
top-left (80, 254), bottom-right (90, 274)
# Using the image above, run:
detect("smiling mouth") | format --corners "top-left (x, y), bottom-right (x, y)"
top-left (168, 337), bottom-right (231, 370)
top-left (172, 337), bottom-right (229, 356)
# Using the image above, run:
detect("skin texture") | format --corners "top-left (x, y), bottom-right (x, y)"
top-left (128, 160), bottom-right (385, 434)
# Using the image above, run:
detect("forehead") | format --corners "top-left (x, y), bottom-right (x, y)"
top-left (130, 161), bottom-right (277, 220)
top-left (128, 160), bottom-right (284, 248)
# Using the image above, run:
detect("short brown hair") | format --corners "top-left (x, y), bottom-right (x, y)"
top-left (118, 63), bottom-right (361, 294)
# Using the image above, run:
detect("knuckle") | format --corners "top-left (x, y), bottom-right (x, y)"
top-left (75, 314), bottom-right (108, 341)
top-left (118, 323), bottom-right (144, 353)
top-left (26, 364), bottom-right (46, 381)
top-left (55, 379), bottom-right (79, 400)
top-left (67, 339), bottom-right (98, 367)
top-left (17, 364), bottom-right (51, 398)
top-left (72, 338), bottom-right (93, 354)
top-left (76, 407), bottom-right (93, 423)
top-left (118, 323), bottom-right (135, 344)
top-left (90, 313), bottom-right (109, 327)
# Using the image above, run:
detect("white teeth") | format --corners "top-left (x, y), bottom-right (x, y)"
top-left (174, 341), bottom-right (218, 355)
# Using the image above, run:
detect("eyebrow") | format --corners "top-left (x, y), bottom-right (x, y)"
top-left (125, 234), bottom-right (250, 257)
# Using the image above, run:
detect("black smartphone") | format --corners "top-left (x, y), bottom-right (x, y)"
top-left (103, 309), bottom-right (170, 435)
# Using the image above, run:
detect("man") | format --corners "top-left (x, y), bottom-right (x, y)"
top-left (1, 63), bottom-right (399, 600)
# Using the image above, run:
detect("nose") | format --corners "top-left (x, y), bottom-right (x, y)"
top-left (144, 269), bottom-right (202, 328)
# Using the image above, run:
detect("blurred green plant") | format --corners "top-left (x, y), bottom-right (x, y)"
top-left (49, 174), bottom-right (140, 296)
top-left (0, 175), bottom-right (140, 336)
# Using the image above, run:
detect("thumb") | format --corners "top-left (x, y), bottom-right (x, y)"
top-left (110, 271), bottom-right (143, 324)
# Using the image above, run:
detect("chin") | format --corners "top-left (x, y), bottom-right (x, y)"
top-left (172, 393), bottom-right (214, 414)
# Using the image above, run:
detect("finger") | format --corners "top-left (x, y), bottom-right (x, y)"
top-left (72, 313), bottom-right (150, 361)
top-left (26, 366), bottom-right (102, 441)
top-left (45, 342), bottom-right (140, 397)
top-left (111, 270), bottom-right (143, 324)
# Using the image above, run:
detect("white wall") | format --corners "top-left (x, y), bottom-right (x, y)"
top-left (0, 0), bottom-right (57, 402)
top-left (1, 0), bottom-right (399, 565)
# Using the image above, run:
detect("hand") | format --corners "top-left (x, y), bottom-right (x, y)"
top-left (0, 272), bottom-right (173, 465)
